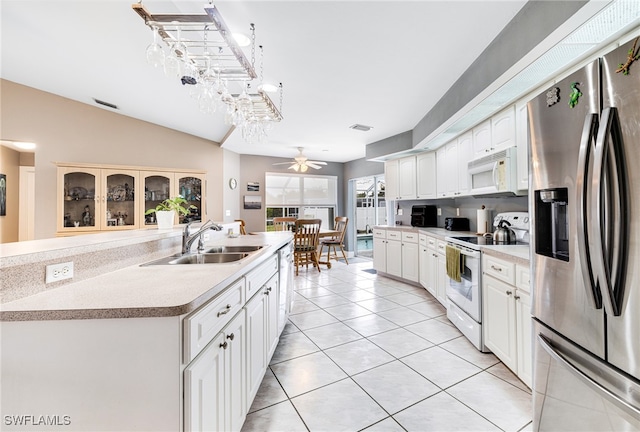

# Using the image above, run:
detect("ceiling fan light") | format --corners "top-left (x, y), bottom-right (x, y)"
top-left (292, 164), bottom-right (300, 172)
top-left (300, 164), bottom-right (308, 173)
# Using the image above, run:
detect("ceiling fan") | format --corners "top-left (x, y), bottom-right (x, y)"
top-left (273, 147), bottom-right (327, 172)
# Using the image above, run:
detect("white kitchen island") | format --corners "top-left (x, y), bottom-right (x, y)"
top-left (0, 227), bottom-right (293, 432)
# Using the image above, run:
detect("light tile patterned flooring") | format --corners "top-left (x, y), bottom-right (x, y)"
top-left (242, 259), bottom-right (532, 432)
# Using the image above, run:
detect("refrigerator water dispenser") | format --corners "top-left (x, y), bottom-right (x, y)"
top-left (535, 188), bottom-right (569, 262)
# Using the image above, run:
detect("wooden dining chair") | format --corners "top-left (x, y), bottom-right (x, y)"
top-left (293, 218), bottom-right (322, 275)
top-left (320, 216), bottom-right (349, 265)
top-left (273, 217), bottom-right (297, 231)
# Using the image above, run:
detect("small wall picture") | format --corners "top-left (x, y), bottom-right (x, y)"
top-left (247, 182), bottom-right (260, 192)
top-left (244, 195), bottom-right (262, 210)
top-left (0, 174), bottom-right (6, 216)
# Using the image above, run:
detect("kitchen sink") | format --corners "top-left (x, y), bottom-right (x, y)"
top-left (142, 252), bottom-right (249, 266)
top-left (203, 245), bottom-right (264, 253)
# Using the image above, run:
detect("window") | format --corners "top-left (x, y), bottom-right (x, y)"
top-left (265, 173), bottom-right (337, 230)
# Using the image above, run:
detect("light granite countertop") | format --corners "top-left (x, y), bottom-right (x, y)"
top-left (1, 231), bottom-right (293, 321)
top-left (374, 225), bottom-right (530, 262)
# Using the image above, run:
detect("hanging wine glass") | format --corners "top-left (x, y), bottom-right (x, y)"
top-left (146, 26), bottom-right (165, 68)
top-left (165, 27), bottom-right (188, 79)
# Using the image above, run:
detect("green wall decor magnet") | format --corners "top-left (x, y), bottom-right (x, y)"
top-left (568, 82), bottom-right (582, 108)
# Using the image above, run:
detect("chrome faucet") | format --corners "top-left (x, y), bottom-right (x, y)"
top-left (182, 220), bottom-right (224, 254)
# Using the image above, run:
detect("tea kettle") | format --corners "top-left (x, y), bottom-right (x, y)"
top-left (493, 220), bottom-right (517, 244)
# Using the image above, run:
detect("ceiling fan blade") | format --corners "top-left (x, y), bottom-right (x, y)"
top-left (272, 162), bottom-right (295, 166)
top-left (306, 162), bottom-right (323, 169)
top-left (307, 160), bottom-right (327, 165)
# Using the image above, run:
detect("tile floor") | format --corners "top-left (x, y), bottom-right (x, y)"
top-left (242, 259), bottom-right (532, 432)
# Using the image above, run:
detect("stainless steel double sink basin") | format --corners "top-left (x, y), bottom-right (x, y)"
top-left (142, 245), bottom-right (264, 266)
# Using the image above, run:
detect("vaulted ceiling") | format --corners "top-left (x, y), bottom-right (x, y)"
top-left (2, 1), bottom-right (530, 163)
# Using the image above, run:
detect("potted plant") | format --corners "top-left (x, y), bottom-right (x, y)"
top-left (145, 196), bottom-right (196, 230)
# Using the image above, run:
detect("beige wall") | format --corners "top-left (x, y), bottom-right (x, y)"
top-left (1, 79), bottom-right (228, 239)
top-left (222, 149), bottom-right (241, 223)
top-left (0, 146), bottom-right (20, 243)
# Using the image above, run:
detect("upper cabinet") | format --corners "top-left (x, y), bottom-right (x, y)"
top-left (472, 106), bottom-right (516, 158)
top-left (57, 163), bottom-right (206, 236)
top-left (456, 131), bottom-right (473, 196)
top-left (384, 159), bottom-right (399, 201)
top-left (385, 156), bottom-right (417, 201)
top-left (416, 152), bottom-right (436, 199)
top-left (515, 100), bottom-right (529, 191)
top-left (472, 120), bottom-right (492, 157)
top-left (397, 157), bottom-right (417, 200)
top-left (491, 106), bottom-right (516, 152)
top-left (383, 103), bottom-right (527, 201)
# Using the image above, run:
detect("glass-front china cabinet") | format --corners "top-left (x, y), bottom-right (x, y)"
top-left (57, 164), bottom-right (206, 236)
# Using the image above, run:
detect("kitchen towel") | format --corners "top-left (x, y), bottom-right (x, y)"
top-left (477, 209), bottom-right (492, 234)
top-left (445, 245), bottom-right (461, 283)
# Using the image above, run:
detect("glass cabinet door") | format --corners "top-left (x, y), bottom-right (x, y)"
top-left (175, 174), bottom-right (205, 224)
top-left (103, 169), bottom-right (138, 229)
top-left (59, 168), bottom-right (100, 232)
top-left (142, 173), bottom-right (173, 226)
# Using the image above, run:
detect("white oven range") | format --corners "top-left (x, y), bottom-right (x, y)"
top-left (445, 212), bottom-right (530, 352)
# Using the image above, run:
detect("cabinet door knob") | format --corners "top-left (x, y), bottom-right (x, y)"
top-left (217, 304), bottom-right (232, 317)
top-left (491, 265), bottom-right (503, 272)
top-left (227, 333), bottom-right (235, 341)
top-left (219, 341), bottom-right (228, 349)
top-left (506, 290), bottom-right (513, 296)
top-left (514, 295), bottom-right (520, 300)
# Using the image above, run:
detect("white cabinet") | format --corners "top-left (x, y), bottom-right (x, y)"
top-left (483, 275), bottom-right (517, 370)
top-left (385, 156), bottom-right (418, 200)
top-left (398, 156), bottom-right (417, 200)
top-left (436, 141), bottom-right (457, 198)
top-left (373, 229), bottom-right (387, 273)
top-left (435, 240), bottom-right (448, 306)
top-left (416, 152), bottom-right (437, 199)
top-left (384, 160), bottom-right (399, 200)
top-left (420, 235), bottom-right (439, 299)
top-left (401, 232), bottom-right (419, 283)
top-left (491, 106), bottom-right (516, 152)
top-left (515, 100), bottom-right (530, 191)
top-left (482, 255), bottom-right (531, 388)
top-left (385, 230), bottom-right (403, 278)
top-left (419, 234), bottom-right (430, 289)
top-left (374, 228), bottom-right (420, 283)
top-left (473, 120), bottom-right (492, 157)
top-left (184, 309), bottom-right (247, 432)
top-left (456, 132), bottom-right (472, 196)
top-left (246, 274), bottom-right (279, 403)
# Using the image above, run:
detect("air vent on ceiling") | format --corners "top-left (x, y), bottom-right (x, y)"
top-left (93, 98), bottom-right (119, 110)
top-left (349, 124), bottom-right (373, 132)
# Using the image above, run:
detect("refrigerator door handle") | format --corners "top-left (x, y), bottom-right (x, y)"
top-left (538, 334), bottom-right (640, 418)
top-left (592, 107), bottom-right (629, 316)
top-left (576, 113), bottom-right (602, 309)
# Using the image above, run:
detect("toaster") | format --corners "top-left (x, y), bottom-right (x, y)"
top-left (445, 217), bottom-right (470, 231)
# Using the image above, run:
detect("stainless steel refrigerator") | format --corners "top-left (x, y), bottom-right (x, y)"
top-left (529, 38), bottom-right (640, 430)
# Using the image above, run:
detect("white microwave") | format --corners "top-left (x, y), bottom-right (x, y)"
top-left (468, 146), bottom-right (521, 196)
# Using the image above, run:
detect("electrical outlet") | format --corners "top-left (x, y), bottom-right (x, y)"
top-left (437, 208), bottom-right (442, 216)
top-left (398, 208), bottom-right (403, 216)
top-left (225, 210), bottom-right (231, 216)
top-left (456, 207), bottom-right (460, 216)
top-left (45, 262), bottom-right (74, 283)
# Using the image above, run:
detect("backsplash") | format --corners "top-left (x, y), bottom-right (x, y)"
top-left (390, 195), bottom-right (529, 232)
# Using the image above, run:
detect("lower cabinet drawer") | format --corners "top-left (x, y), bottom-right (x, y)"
top-left (246, 254), bottom-right (278, 299)
top-left (184, 278), bottom-right (246, 363)
top-left (483, 255), bottom-right (516, 285)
